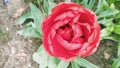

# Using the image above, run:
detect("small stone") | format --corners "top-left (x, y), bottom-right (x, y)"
top-left (104, 52), bottom-right (110, 59)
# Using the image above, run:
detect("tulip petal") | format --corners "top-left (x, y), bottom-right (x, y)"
top-left (56, 35), bottom-right (82, 50)
top-left (52, 2), bottom-right (82, 13)
top-left (51, 38), bottom-right (77, 61)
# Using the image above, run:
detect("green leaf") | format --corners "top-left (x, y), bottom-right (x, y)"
top-left (48, 0), bottom-right (56, 14)
top-left (71, 61), bottom-right (80, 68)
top-left (43, 0), bottom-right (56, 15)
top-left (26, 22), bottom-right (36, 28)
top-left (100, 28), bottom-right (112, 38)
top-left (107, 0), bottom-right (116, 3)
top-left (18, 27), bottom-right (42, 38)
top-left (18, 12), bottom-right (32, 25)
top-left (43, 0), bottom-right (49, 14)
top-left (114, 1), bottom-right (120, 11)
top-left (32, 30), bottom-right (42, 38)
top-left (100, 21), bottom-right (115, 40)
top-left (33, 45), bottom-right (49, 68)
top-left (18, 27), bottom-right (33, 36)
top-left (37, 0), bottom-right (43, 4)
top-left (56, 61), bottom-right (70, 68)
top-left (48, 57), bottom-right (60, 68)
top-left (74, 57), bottom-right (99, 68)
top-left (18, 3), bottom-right (43, 38)
top-left (104, 34), bottom-right (120, 41)
top-left (95, 0), bottom-right (109, 14)
top-left (115, 13), bottom-right (120, 19)
top-left (80, 0), bottom-right (95, 9)
top-left (114, 25), bottom-right (120, 35)
top-left (72, 0), bottom-right (81, 3)
top-left (30, 3), bottom-right (44, 35)
top-left (118, 41), bottom-right (120, 56)
top-left (33, 45), bottom-right (62, 68)
top-left (98, 18), bottom-right (113, 24)
top-left (111, 56), bottom-right (120, 68)
top-left (104, 21), bottom-right (114, 31)
top-left (33, 52), bottom-right (48, 68)
top-left (98, 9), bottom-right (119, 19)
top-left (109, 3), bottom-right (116, 10)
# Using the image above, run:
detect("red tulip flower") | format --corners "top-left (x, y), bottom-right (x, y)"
top-left (42, 2), bottom-right (100, 61)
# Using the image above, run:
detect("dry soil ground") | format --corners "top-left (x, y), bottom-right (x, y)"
top-left (0, 0), bottom-right (39, 68)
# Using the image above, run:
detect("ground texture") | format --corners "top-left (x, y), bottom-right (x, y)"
top-left (0, 0), bottom-right (39, 68)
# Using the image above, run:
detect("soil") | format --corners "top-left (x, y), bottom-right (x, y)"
top-left (86, 40), bottom-right (117, 68)
top-left (0, 0), bottom-right (117, 68)
top-left (0, 0), bottom-right (39, 68)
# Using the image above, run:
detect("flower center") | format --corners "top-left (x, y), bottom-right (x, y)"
top-left (57, 23), bottom-right (74, 42)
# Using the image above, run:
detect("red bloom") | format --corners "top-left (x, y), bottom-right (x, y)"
top-left (42, 2), bottom-right (100, 61)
